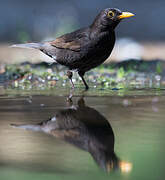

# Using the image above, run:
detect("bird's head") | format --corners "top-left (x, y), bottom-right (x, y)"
top-left (91, 8), bottom-right (134, 30)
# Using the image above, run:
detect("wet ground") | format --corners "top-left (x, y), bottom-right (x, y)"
top-left (1, 60), bottom-right (165, 91)
top-left (0, 88), bottom-right (165, 180)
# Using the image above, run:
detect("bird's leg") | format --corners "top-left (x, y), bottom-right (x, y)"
top-left (67, 71), bottom-right (74, 89)
top-left (66, 88), bottom-right (74, 105)
top-left (78, 71), bottom-right (89, 90)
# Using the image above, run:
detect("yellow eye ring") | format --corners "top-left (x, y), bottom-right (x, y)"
top-left (107, 11), bottom-right (115, 18)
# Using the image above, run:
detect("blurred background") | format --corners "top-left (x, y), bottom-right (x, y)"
top-left (1, 0), bottom-right (165, 42)
top-left (0, 0), bottom-right (165, 63)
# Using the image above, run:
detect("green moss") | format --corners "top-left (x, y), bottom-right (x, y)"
top-left (2, 60), bottom-right (165, 91)
top-left (117, 67), bottom-right (126, 79)
top-left (156, 62), bottom-right (163, 74)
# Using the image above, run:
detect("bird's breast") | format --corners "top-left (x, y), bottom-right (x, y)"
top-left (76, 32), bottom-right (115, 71)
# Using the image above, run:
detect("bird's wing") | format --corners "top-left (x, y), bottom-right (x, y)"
top-left (49, 28), bottom-right (89, 52)
top-left (50, 37), bottom-right (81, 52)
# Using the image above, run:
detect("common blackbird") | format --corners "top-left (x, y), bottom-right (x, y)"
top-left (12, 8), bottom-right (134, 90)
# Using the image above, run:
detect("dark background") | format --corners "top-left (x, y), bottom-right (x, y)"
top-left (0, 0), bottom-right (164, 43)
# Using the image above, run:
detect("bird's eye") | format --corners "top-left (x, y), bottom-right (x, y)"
top-left (107, 11), bottom-right (115, 18)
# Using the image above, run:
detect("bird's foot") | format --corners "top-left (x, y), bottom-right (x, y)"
top-left (85, 84), bottom-right (89, 91)
top-left (78, 71), bottom-right (89, 91)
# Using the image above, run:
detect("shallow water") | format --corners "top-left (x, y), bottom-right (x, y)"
top-left (0, 89), bottom-right (165, 180)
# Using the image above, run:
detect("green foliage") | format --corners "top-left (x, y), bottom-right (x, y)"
top-left (156, 62), bottom-right (163, 74)
top-left (2, 60), bottom-right (165, 91)
top-left (139, 62), bottom-right (149, 71)
top-left (117, 67), bottom-right (126, 79)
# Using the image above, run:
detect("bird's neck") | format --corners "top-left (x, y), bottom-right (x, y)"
top-left (90, 21), bottom-right (115, 39)
top-left (89, 25), bottom-right (115, 40)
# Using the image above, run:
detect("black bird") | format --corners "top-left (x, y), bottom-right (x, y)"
top-left (12, 8), bottom-right (134, 90)
top-left (11, 97), bottom-right (120, 172)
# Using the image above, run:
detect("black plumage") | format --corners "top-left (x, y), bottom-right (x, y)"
top-left (12, 8), bottom-right (134, 89)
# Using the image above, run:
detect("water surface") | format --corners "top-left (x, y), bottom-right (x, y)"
top-left (0, 89), bottom-right (165, 180)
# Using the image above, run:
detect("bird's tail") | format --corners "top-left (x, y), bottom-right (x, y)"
top-left (11, 123), bottom-right (42, 131)
top-left (11, 42), bottom-right (43, 50)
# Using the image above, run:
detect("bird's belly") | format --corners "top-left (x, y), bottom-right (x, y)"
top-left (76, 46), bottom-right (113, 72)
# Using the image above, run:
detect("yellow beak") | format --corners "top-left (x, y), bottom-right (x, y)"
top-left (119, 12), bottom-right (135, 19)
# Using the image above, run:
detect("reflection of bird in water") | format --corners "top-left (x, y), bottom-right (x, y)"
top-left (11, 98), bottom-right (119, 172)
